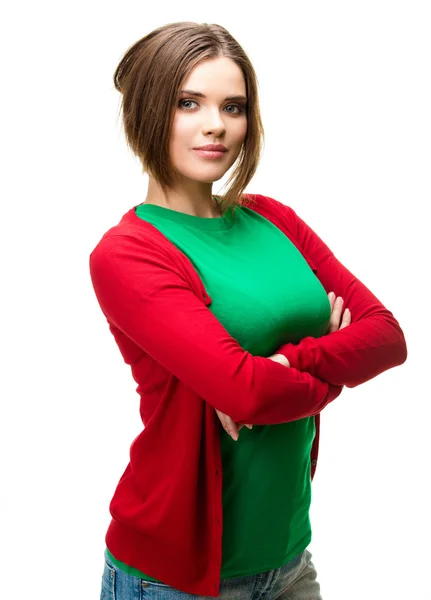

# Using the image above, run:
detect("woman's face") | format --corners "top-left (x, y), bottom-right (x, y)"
top-left (169, 56), bottom-right (248, 184)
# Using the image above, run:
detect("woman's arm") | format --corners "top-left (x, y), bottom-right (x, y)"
top-left (89, 233), bottom-right (343, 425)
top-left (271, 201), bottom-right (408, 388)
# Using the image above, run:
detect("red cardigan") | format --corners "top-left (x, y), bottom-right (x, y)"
top-left (89, 193), bottom-right (407, 596)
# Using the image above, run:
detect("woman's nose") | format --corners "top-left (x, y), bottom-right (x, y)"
top-left (202, 112), bottom-right (226, 136)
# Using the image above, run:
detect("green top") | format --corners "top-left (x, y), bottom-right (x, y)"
top-left (106, 196), bottom-right (331, 582)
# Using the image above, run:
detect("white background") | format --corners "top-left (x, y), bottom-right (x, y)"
top-left (2, 2), bottom-right (429, 599)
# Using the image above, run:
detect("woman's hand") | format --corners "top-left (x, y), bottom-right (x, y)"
top-left (215, 408), bottom-right (252, 441)
top-left (327, 291), bottom-right (351, 333)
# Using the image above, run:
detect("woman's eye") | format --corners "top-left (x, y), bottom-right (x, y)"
top-left (225, 104), bottom-right (243, 113)
top-left (179, 99), bottom-right (198, 110)
top-left (178, 99), bottom-right (244, 114)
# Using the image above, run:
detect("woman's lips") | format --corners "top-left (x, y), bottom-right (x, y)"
top-left (193, 149), bottom-right (226, 159)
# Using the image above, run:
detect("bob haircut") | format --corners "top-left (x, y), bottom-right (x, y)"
top-left (113, 21), bottom-right (264, 215)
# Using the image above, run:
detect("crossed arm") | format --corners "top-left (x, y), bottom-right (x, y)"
top-left (90, 199), bottom-right (407, 430)
top-left (217, 290), bottom-right (353, 440)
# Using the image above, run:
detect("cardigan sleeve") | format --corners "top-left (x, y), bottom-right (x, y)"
top-left (274, 202), bottom-right (408, 388)
top-left (89, 233), bottom-right (343, 425)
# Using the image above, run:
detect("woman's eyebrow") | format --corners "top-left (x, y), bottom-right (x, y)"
top-left (179, 90), bottom-right (247, 102)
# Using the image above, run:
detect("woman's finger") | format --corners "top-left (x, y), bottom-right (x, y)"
top-left (328, 291), bottom-right (336, 310)
top-left (328, 296), bottom-right (343, 333)
top-left (215, 409), bottom-right (239, 441)
top-left (339, 308), bottom-right (351, 330)
top-left (327, 293), bottom-right (336, 333)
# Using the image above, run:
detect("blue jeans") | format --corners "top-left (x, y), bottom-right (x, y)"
top-left (100, 547), bottom-right (322, 599)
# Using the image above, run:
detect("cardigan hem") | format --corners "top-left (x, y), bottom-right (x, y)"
top-left (105, 517), bottom-right (222, 596)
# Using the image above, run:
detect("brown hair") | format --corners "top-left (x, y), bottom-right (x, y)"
top-left (113, 21), bottom-right (263, 214)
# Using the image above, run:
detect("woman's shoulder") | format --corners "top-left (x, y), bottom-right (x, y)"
top-left (89, 205), bottom-right (172, 261)
top-left (242, 192), bottom-right (297, 221)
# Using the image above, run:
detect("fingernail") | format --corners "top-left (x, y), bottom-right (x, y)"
top-left (232, 432), bottom-right (239, 441)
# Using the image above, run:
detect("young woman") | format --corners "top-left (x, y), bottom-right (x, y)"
top-left (90, 21), bottom-right (407, 600)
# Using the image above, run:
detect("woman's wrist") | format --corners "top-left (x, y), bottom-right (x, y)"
top-left (268, 353), bottom-right (290, 367)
